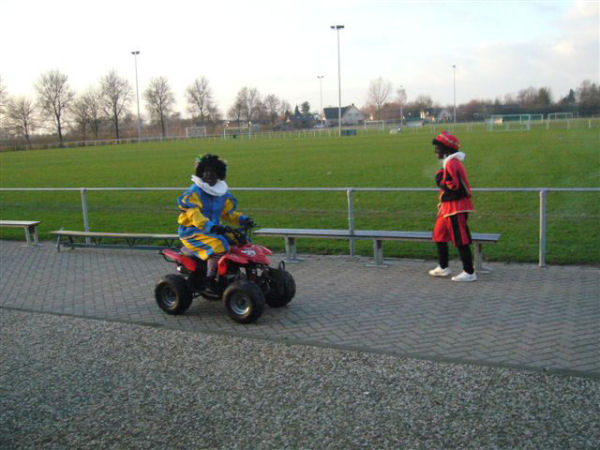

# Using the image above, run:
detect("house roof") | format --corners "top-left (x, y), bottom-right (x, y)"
top-left (323, 105), bottom-right (352, 120)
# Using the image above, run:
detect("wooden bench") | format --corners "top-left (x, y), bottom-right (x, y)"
top-left (52, 230), bottom-right (179, 251)
top-left (0, 220), bottom-right (41, 246)
top-left (254, 228), bottom-right (501, 271)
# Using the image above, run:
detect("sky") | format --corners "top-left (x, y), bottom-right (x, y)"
top-left (1, 0), bottom-right (598, 119)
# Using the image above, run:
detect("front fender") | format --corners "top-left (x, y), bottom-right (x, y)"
top-left (218, 253), bottom-right (248, 276)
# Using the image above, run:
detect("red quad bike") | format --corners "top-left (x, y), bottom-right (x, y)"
top-left (155, 224), bottom-right (295, 324)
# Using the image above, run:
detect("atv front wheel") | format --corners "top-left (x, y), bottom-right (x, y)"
top-left (223, 280), bottom-right (265, 324)
top-left (155, 274), bottom-right (193, 315)
top-left (265, 269), bottom-right (296, 308)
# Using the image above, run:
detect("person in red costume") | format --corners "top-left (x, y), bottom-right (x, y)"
top-left (428, 131), bottom-right (477, 282)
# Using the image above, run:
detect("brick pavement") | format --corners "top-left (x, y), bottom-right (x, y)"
top-left (1, 240), bottom-right (598, 376)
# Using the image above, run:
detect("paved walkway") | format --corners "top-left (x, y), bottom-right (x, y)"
top-left (1, 240), bottom-right (599, 377)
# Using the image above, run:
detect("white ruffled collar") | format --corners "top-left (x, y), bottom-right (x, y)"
top-left (191, 175), bottom-right (228, 196)
top-left (443, 152), bottom-right (466, 169)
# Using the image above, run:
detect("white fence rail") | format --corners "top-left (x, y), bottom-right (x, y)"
top-left (1, 118), bottom-right (598, 151)
top-left (2, 186), bottom-right (598, 267)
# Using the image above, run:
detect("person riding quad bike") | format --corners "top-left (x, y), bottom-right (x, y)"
top-left (154, 153), bottom-right (295, 324)
top-left (177, 153), bottom-right (254, 292)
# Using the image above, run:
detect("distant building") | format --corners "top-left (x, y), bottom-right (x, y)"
top-left (437, 109), bottom-right (453, 122)
top-left (323, 104), bottom-right (365, 127)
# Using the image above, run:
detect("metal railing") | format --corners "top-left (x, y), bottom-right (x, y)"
top-left (1, 186), bottom-right (598, 266)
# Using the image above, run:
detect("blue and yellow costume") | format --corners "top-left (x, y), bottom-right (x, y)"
top-left (177, 177), bottom-right (247, 260)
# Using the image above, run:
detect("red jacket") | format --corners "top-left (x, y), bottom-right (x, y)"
top-left (435, 152), bottom-right (474, 217)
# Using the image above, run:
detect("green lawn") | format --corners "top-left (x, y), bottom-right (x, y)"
top-left (1, 124), bottom-right (599, 265)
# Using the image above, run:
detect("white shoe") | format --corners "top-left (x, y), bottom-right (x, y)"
top-left (451, 271), bottom-right (477, 282)
top-left (428, 265), bottom-right (452, 277)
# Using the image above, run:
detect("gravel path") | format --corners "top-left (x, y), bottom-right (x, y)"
top-left (1, 309), bottom-right (598, 449)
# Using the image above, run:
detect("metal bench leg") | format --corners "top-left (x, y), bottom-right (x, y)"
top-left (23, 226), bottom-right (32, 247)
top-left (475, 243), bottom-right (492, 273)
top-left (373, 239), bottom-right (384, 265)
top-left (284, 237), bottom-right (299, 262)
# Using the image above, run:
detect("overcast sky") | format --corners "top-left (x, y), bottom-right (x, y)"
top-left (1, 0), bottom-right (598, 118)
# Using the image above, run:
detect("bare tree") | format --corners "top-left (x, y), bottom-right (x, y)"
top-left (227, 96), bottom-right (244, 125)
top-left (0, 76), bottom-right (7, 131)
top-left (263, 94), bottom-right (281, 124)
top-left (35, 70), bottom-right (74, 147)
top-left (244, 87), bottom-right (261, 122)
top-left (367, 76), bottom-right (392, 119)
top-left (280, 100), bottom-right (292, 118)
top-left (7, 97), bottom-right (37, 148)
top-left (255, 100), bottom-right (269, 123)
top-left (186, 76), bottom-right (217, 122)
top-left (577, 80), bottom-right (600, 116)
top-left (72, 95), bottom-right (90, 139)
top-left (72, 88), bottom-right (102, 140)
top-left (144, 76), bottom-right (175, 137)
top-left (233, 87), bottom-right (262, 123)
top-left (83, 88), bottom-right (102, 139)
top-left (100, 71), bottom-right (132, 139)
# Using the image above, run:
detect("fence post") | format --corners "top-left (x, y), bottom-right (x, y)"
top-left (80, 188), bottom-right (91, 245)
top-left (347, 188), bottom-right (355, 256)
top-left (539, 189), bottom-right (547, 267)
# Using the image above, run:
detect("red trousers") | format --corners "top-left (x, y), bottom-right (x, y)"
top-left (433, 213), bottom-right (471, 247)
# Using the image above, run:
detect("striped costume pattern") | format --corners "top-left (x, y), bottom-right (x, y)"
top-left (177, 185), bottom-right (246, 260)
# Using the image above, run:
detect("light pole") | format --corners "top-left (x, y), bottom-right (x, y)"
top-left (331, 25), bottom-right (344, 136)
top-left (398, 85), bottom-right (406, 129)
top-left (131, 50), bottom-right (142, 141)
top-left (452, 64), bottom-right (456, 126)
top-left (317, 75), bottom-right (324, 123)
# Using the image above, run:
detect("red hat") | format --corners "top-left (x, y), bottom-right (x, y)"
top-left (433, 130), bottom-right (460, 150)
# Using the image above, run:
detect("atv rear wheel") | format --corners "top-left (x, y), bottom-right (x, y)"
top-left (265, 269), bottom-right (296, 308)
top-left (223, 280), bottom-right (265, 324)
top-left (155, 274), bottom-right (193, 315)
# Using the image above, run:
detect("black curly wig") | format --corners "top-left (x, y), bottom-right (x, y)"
top-left (432, 139), bottom-right (457, 156)
top-left (195, 154), bottom-right (227, 180)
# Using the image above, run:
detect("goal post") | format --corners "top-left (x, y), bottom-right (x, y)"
top-left (547, 112), bottom-right (574, 120)
top-left (185, 126), bottom-right (207, 138)
top-left (546, 112), bottom-right (574, 130)
top-left (222, 126), bottom-right (251, 139)
top-left (363, 120), bottom-right (386, 130)
top-left (487, 114), bottom-right (532, 132)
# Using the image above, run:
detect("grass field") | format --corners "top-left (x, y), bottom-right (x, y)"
top-left (1, 124), bottom-right (599, 265)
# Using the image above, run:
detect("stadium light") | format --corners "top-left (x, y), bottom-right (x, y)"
top-left (452, 64), bottom-right (456, 126)
top-left (317, 75), bottom-right (324, 122)
top-left (131, 50), bottom-right (142, 141)
top-left (331, 25), bottom-right (344, 136)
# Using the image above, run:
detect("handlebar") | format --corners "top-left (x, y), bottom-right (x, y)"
top-left (223, 222), bottom-right (256, 245)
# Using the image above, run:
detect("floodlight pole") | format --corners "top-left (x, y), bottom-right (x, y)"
top-left (398, 85), bottom-right (405, 128)
top-left (131, 50), bottom-right (142, 141)
top-left (317, 75), bottom-right (324, 122)
top-left (452, 64), bottom-right (456, 126)
top-left (331, 25), bottom-right (344, 136)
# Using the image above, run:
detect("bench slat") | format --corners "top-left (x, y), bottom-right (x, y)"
top-left (52, 230), bottom-right (178, 239)
top-left (255, 228), bottom-right (500, 243)
top-left (0, 220), bottom-right (41, 227)
top-left (51, 230), bottom-right (180, 252)
top-left (1, 220), bottom-right (41, 246)
top-left (254, 227), bottom-right (500, 271)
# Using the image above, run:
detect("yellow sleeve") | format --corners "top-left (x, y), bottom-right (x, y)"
top-left (178, 207), bottom-right (210, 229)
top-left (177, 192), bottom-right (210, 230)
top-left (221, 197), bottom-right (244, 226)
